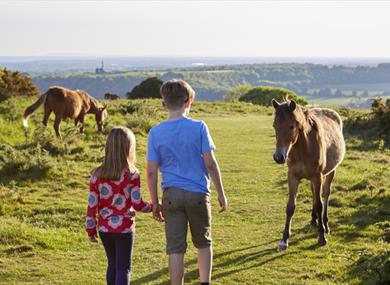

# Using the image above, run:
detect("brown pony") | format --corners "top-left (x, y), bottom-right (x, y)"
top-left (272, 98), bottom-right (345, 251)
top-left (23, 86), bottom-right (107, 137)
top-left (104, 93), bottom-right (120, 100)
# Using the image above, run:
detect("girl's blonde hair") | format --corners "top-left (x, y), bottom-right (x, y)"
top-left (98, 127), bottom-right (138, 180)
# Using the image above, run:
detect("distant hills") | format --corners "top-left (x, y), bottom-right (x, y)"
top-left (1, 57), bottom-right (390, 107)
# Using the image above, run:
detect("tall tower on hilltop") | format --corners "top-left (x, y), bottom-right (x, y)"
top-left (95, 60), bottom-right (105, 74)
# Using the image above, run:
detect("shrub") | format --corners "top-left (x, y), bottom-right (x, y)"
top-left (224, 84), bottom-right (252, 102)
top-left (0, 68), bottom-right (40, 102)
top-left (126, 77), bottom-right (163, 99)
top-left (239, 86), bottom-right (308, 106)
top-left (371, 98), bottom-right (390, 142)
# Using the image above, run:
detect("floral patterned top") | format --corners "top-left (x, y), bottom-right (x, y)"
top-left (85, 168), bottom-right (151, 236)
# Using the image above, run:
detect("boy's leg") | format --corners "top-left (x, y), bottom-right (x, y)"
top-left (198, 246), bottom-right (212, 283)
top-left (185, 192), bottom-right (212, 283)
top-left (168, 253), bottom-right (184, 285)
top-left (115, 232), bottom-right (134, 285)
top-left (99, 232), bottom-right (116, 285)
top-left (162, 188), bottom-right (187, 285)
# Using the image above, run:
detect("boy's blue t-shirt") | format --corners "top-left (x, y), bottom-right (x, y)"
top-left (147, 116), bottom-right (215, 195)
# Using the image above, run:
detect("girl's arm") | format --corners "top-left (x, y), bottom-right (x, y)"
top-left (85, 176), bottom-right (99, 239)
top-left (146, 160), bottom-right (164, 221)
top-left (130, 173), bottom-right (152, 213)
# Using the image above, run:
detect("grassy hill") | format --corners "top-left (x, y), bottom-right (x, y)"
top-left (0, 98), bottom-right (389, 284)
top-left (29, 63), bottom-right (390, 106)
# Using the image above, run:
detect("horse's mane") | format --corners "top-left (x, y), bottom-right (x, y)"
top-left (281, 96), bottom-right (319, 134)
top-left (77, 89), bottom-right (100, 108)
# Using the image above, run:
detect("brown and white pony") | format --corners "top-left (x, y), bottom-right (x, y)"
top-left (272, 98), bottom-right (345, 251)
top-left (23, 86), bottom-right (107, 138)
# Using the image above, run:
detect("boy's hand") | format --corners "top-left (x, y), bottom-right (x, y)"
top-left (153, 203), bottom-right (164, 222)
top-left (218, 193), bottom-right (228, 213)
top-left (89, 234), bottom-right (98, 243)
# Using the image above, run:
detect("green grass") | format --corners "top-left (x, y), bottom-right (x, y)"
top-left (0, 98), bottom-right (389, 284)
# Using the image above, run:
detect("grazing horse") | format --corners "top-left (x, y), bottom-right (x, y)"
top-left (23, 86), bottom-right (107, 138)
top-left (272, 98), bottom-right (345, 251)
top-left (104, 93), bottom-right (120, 100)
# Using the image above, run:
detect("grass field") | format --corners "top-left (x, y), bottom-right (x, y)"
top-left (0, 98), bottom-right (389, 284)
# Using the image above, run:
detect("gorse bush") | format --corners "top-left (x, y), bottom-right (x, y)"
top-left (371, 98), bottom-right (390, 140)
top-left (239, 86), bottom-right (308, 106)
top-left (126, 77), bottom-right (163, 99)
top-left (0, 68), bottom-right (40, 102)
top-left (224, 84), bottom-right (252, 102)
top-left (342, 99), bottom-right (390, 148)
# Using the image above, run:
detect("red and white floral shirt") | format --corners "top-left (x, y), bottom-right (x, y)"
top-left (85, 168), bottom-right (151, 236)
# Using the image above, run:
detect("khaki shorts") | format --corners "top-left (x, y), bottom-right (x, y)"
top-left (162, 187), bottom-right (212, 254)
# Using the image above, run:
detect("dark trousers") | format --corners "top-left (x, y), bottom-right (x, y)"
top-left (99, 232), bottom-right (134, 285)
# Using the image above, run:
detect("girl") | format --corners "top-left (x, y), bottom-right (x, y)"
top-left (85, 126), bottom-right (151, 285)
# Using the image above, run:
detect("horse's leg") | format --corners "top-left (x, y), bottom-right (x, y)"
top-left (42, 107), bottom-right (52, 129)
top-left (53, 116), bottom-right (61, 138)
top-left (310, 182), bottom-right (317, 227)
top-left (78, 114), bottom-right (85, 134)
top-left (312, 173), bottom-right (326, 246)
top-left (278, 171), bottom-right (300, 251)
top-left (322, 170), bottom-right (335, 234)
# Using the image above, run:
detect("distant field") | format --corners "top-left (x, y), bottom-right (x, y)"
top-left (0, 98), bottom-right (389, 284)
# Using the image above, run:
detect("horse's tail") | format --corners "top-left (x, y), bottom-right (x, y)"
top-left (23, 92), bottom-right (48, 128)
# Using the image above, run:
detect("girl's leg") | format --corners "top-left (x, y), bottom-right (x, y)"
top-left (99, 232), bottom-right (116, 285)
top-left (115, 232), bottom-right (134, 285)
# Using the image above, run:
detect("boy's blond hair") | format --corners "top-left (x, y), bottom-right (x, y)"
top-left (98, 126), bottom-right (138, 180)
top-left (160, 79), bottom-right (195, 110)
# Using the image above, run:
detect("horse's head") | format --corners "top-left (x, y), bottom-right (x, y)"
top-left (271, 98), bottom-right (301, 164)
top-left (95, 105), bottom-right (108, 132)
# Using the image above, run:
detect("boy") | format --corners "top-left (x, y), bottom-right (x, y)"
top-left (146, 79), bottom-right (228, 285)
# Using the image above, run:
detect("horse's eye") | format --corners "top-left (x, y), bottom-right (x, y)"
top-left (289, 125), bottom-right (294, 130)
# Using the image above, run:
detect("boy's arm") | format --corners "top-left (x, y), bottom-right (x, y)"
top-left (146, 160), bottom-right (164, 221)
top-left (203, 151), bottom-right (228, 212)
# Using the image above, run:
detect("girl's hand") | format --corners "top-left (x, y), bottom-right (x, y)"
top-left (218, 193), bottom-right (228, 213)
top-left (153, 203), bottom-right (164, 222)
top-left (89, 234), bottom-right (98, 243)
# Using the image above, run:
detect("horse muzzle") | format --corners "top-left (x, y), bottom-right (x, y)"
top-left (273, 153), bottom-right (286, 164)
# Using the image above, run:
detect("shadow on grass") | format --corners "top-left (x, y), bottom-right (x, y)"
top-left (132, 239), bottom-right (279, 285)
top-left (336, 192), bottom-right (390, 241)
top-left (331, 191), bottom-right (390, 284)
top-left (0, 164), bottom-right (50, 185)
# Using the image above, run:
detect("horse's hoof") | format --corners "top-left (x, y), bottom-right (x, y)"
top-left (310, 220), bottom-right (318, 227)
top-left (318, 237), bottom-right (328, 246)
top-left (277, 240), bottom-right (288, 252)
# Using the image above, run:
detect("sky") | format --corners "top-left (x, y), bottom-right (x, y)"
top-left (1, 0), bottom-right (390, 57)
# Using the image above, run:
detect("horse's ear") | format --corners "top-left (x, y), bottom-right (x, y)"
top-left (272, 99), bottom-right (280, 109)
top-left (289, 100), bottom-right (297, 112)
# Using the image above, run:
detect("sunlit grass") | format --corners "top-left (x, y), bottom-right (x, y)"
top-left (0, 98), bottom-right (389, 284)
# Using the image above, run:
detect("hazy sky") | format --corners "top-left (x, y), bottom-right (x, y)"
top-left (1, 1), bottom-right (390, 57)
